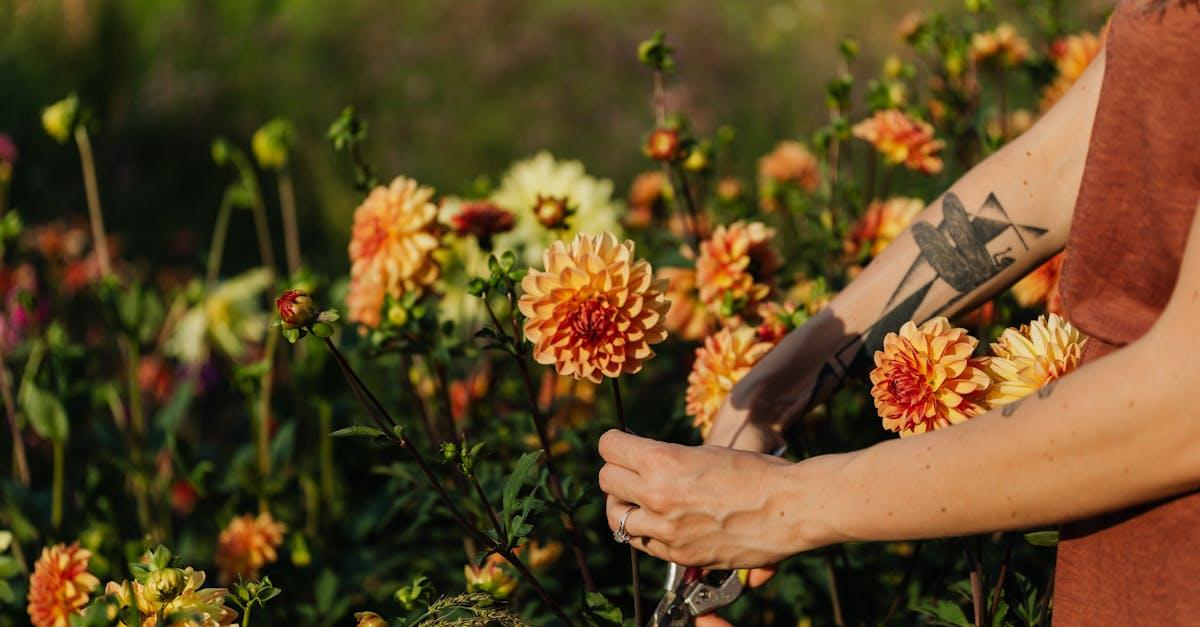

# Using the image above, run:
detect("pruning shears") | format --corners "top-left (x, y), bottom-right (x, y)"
top-left (650, 444), bottom-right (789, 626)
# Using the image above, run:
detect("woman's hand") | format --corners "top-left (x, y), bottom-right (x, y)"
top-left (597, 429), bottom-right (813, 569)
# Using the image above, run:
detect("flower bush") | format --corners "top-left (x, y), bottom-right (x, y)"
top-left (0, 2), bottom-right (1110, 625)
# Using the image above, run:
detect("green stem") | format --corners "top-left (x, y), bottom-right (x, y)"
top-left (73, 127), bottom-right (112, 277)
top-left (232, 151), bottom-right (276, 273)
top-left (258, 330), bottom-right (278, 513)
top-left (242, 603), bottom-right (253, 627)
top-left (123, 338), bottom-right (154, 539)
top-left (51, 440), bottom-right (63, 529)
top-left (277, 167), bottom-right (301, 275)
top-left (206, 192), bottom-right (235, 287)
top-left (468, 468), bottom-right (506, 543)
top-left (0, 359), bottom-right (30, 486)
top-left (611, 378), bottom-right (641, 627)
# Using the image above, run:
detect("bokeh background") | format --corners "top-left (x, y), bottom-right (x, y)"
top-left (2, 0), bottom-right (1103, 277)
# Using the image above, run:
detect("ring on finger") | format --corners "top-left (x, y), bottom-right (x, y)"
top-left (613, 504), bottom-right (639, 544)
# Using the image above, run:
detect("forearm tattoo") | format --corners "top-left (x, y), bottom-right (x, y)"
top-left (1000, 379), bottom-right (1060, 417)
top-left (805, 192), bottom-right (1048, 410)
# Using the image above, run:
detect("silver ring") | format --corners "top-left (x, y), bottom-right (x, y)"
top-left (613, 505), bottom-right (639, 544)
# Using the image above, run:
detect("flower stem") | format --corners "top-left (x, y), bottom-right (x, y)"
top-left (399, 355), bottom-right (439, 449)
top-left (123, 337), bottom-right (155, 540)
top-left (482, 299), bottom-right (597, 592)
top-left (987, 534), bottom-right (1016, 624)
top-left (962, 536), bottom-right (985, 626)
top-left (318, 336), bottom-right (574, 625)
top-left (73, 127), bottom-right (112, 277)
top-left (50, 439), bottom-right (63, 529)
top-left (277, 167), bottom-right (301, 275)
top-left (825, 553), bottom-right (845, 626)
top-left (206, 192), bottom-right (235, 287)
top-left (0, 359), bottom-right (29, 487)
top-left (467, 468), bottom-right (506, 542)
top-left (258, 330), bottom-right (278, 513)
top-left (666, 164), bottom-right (702, 253)
top-left (610, 378), bottom-right (642, 627)
top-left (232, 150), bottom-right (277, 273)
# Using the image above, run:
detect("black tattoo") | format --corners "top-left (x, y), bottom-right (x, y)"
top-left (1000, 379), bottom-right (1061, 418)
top-left (1001, 399), bottom-right (1024, 417)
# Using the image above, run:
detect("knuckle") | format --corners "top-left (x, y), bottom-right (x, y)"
top-left (597, 465), bottom-right (613, 493)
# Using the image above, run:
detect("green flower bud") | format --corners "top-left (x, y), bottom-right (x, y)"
top-left (252, 118), bottom-right (296, 170)
top-left (42, 96), bottom-right (79, 144)
top-left (144, 567), bottom-right (186, 604)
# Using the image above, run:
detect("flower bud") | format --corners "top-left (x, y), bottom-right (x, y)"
top-left (252, 118), bottom-right (296, 170)
top-left (440, 442), bottom-right (458, 462)
top-left (450, 201), bottom-right (515, 250)
top-left (644, 127), bottom-right (682, 162)
top-left (531, 194), bottom-right (573, 230)
top-left (42, 96), bottom-right (79, 144)
top-left (144, 567), bottom-right (186, 604)
top-left (386, 302), bottom-right (409, 327)
top-left (276, 290), bottom-right (318, 327)
top-left (355, 611), bottom-right (389, 627)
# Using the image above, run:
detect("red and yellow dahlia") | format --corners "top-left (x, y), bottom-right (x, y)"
top-left (347, 176), bottom-right (441, 328)
top-left (695, 221), bottom-right (780, 317)
top-left (519, 232), bottom-right (670, 383)
top-left (852, 110), bottom-right (945, 175)
top-left (870, 318), bottom-right (991, 437)
top-left (685, 326), bottom-right (775, 436)
top-left (844, 197), bottom-right (925, 258)
top-left (27, 543), bottom-right (99, 627)
top-left (1011, 253), bottom-right (1064, 315)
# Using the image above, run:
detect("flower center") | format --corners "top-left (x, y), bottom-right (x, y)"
top-left (566, 298), bottom-right (614, 347)
top-left (887, 366), bottom-right (932, 405)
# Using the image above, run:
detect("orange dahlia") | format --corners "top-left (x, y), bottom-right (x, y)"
top-left (347, 176), bottom-right (441, 327)
top-left (695, 221), bottom-right (780, 317)
top-left (870, 318), bottom-right (991, 437)
top-left (686, 326), bottom-right (775, 436)
top-left (214, 512), bottom-right (286, 583)
top-left (519, 232), bottom-right (670, 384)
top-left (658, 267), bottom-right (713, 341)
top-left (984, 314), bottom-right (1086, 407)
top-left (757, 141), bottom-right (820, 198)
top-left (754, 301), bottom-right (801, 345)
top-left (1041, 32), bottom-right (1103, 112)
top-left (844, 197), bottom-right (924, 258)
top-left (27, 543), bottom-right (99, 627)
top-left (1011, 253), bottom-right (1064, 315)
top-left (852, 110), bottom-right (945, 175)
top-left (970, 23), bottom-right (1031, 67)
top-left (626, 170), bottom-right (671, 229)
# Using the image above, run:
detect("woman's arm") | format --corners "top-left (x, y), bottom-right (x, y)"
top-left (598, 204), bottom-right (1200, 569)
top-left (708, 48), bottom-right (1107, 452)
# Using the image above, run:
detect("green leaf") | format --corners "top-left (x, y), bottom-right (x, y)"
top-left (311, 322), bottom-right (334, 338)
top-left (0, 556), bottom-right (19, 578)
top-left (329, 425), bottom-right (384, 439)
top-left (19, 383), bottom-right (68, 442)
top-left (1024, 530), bottom-right (1059, 547)
top-left (501, 450), bottom-right (542, 525)
top-left (584, 591), bottom-right (623, 625)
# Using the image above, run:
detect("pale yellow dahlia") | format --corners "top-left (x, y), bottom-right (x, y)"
top-left (27, 543), bottom-right (99, 627)
top-left (985, 314), bottom-right (1086, 407)
top-left (105, 568), bottom-right (237, 627)
top-left (1041, 32), bottom-right (1103, 112)
top-left (852, 110), bottom-right (945, 175)
top-left (658, 266), bottom-right (714, 341)
top-left (686, 326), bottom-right (774, 436)
top-left (844, 197), bottom-right (924, 258)
top-left (519, 232), bottom-right (670, 383)
top-left (491, 152), bottom-right (623, 266)
top-left (695, 221), bottom-right (780, 317)
top-left (214, 512), bottom-right (286, 583)
top-left (1011, 253), bottom-right (1065, 314)
top-left (347, 176), bottom-right (441, 327)
top-left (870, 318), bottom-right (991, 437)
top-left (970, 23), bottom-right (1031, 66)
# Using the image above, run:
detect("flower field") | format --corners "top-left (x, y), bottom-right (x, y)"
top-left (0, 1), bottom-right (1108, 625)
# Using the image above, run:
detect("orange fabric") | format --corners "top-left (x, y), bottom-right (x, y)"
top-left (1054, 1), bottom-right (1200, 624)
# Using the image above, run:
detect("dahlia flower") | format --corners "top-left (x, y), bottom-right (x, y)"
top-left (449, 200), bottom-right (514, 249)
top-left (167, 268), bottom-right (273, 365)
top-left (1011, 253), bottom-right (1064, 314)
top-left (464, 555), bottom-right (518, 599)
top-left (105, 568), bottom-right (237, 627)
top-left (355, 611), bottom-right (389, 627)
top-left (695, 221), bottom-right (780, 317)
top-left (626, 170), bottom-right (671, 229)
top-left (347, 176), bottom-right (441, 328)
top-left (870, 318), bottom-right (992, 437)
top-left (852, 110), bottom-right (945, 175)
top-left (757, 141), bottom-right (820, 192)
top-left (985, 314), bottom-right (1086, 407)
top-left (519, 232), bottom-right (670, 383)
top-left (644, 127), bottom-right (683, 162)
top-left (1041, 32), bottom-right (1103, 112)
top-left (27, 543), bottom-right (99, 627)
top-left (490, 152), bottom-right (623, 266)
top-left (844, 197), bottom-right (924, 258)
top-left (970, 23), bottom-right (1031, 66)
top-left (754, 301), bottom-right (801, 345)
top-left (658, 266), bottom-right (713, 341)
top-left (214, 512), bottom-right (286, 583)
top-left (686, 326), bottom-right (775, 436)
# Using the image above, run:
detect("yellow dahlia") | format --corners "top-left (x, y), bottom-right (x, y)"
top-left (519, 232), bottom-right (669, 383)
top-left (1011, 253), bottom-right (1065, 314)
top-left (695, 221), bottom-right (780, 317)
top-left (970, 23), bottom-right (1031, 67)
top-left (844, 197), bottom-right (925, 258)
top-left (347, 176), bottom-right (441, 328)
top-left (491, 152), bottom-right (623, 266)
top-left (686, 326), bottom-right (775, 436)
top-left (870, 318), bottom-right (991, 437)
top-left (852, 110), bottom-right (945, 175)
top-left (658, 267), bottom-right (714, 341)
top-left (757, 141), bottom-right (821, 211)
top-left (27, 543), bottom-right (99, 627)
top-left (214, 512), bottom-right (286, 583)
top-left (984, 314), bottom-right (1086, 407)
top-left (108, 567), bottom-right (238, 627)
top-left (1041, 32), bottom-right (1103, 112)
